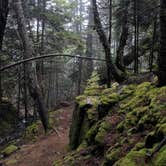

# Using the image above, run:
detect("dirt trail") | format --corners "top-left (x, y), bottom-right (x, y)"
top-left (2, 106), bottom-right (73, 166)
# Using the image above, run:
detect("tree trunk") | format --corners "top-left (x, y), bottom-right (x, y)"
top-left (0, 0), bottom-right (9, 101)
top-left (13, 0), bottom-right (49, 131)
top-left (85, 3), bottom-right (93, 79)
top-left (158, 0), bottom-right (166, 86)
top-left (134, 0), bottom-right (139, 74)
top-left (92, 0), bottom-right (124, 86)
top-left (149, 16), bottom-right (157, 72)
top-left (116, 5), bottom-right (129, 72)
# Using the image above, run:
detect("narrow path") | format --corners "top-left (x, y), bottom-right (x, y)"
top-left (2, 106), bottom-right (73, 166)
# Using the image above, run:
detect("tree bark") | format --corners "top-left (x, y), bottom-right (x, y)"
top-left (92, 0), bottom-right (124, 86)
top-left (13, 0), bottom-right (49, 131)
top-left (158, 0), bottom-right (166, 86)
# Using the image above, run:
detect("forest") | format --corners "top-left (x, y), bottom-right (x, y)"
top-left (0, 0), bottom-right (166, 166)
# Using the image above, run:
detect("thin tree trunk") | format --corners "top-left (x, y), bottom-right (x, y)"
top-left (158, 0), bottom-right (166, 86)
top-left (17, 66), bottom-right (21, 117)
top-left (13, 0), bottom-right (49, 131)
top-left (92, 0), bottom-right (124, 86)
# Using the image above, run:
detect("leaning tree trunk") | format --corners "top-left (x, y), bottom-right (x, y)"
top-left (92, 0), bottom-right (124, 87)
top-left (0, 0), bottom-right (9, 101)
top-left (13, 0), bottom-right (49, 131)
top-left (158, 0), bottom-right (166, 86)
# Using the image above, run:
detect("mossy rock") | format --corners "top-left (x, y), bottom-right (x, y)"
top-left (156, 123), bottom-right (166, 139)
top-left (100, 93), bottom-right (119, 105)
top-left (153, 145), bottom-right (166, 166)
top-left (5, 159), bottom-right (18, 165)
top-left (105, 148), bottom-right (121, 165)
top-left (113, 149), bottom-right (147, 166)
top-left (87, 108), bottom-right (99, 123)
top-left (23, 123), bottom-right (40, 142)
top-left (95, 121), bottom-right (111, 144)
top-left (1, 145), bottom-right (18, 157)
top-left (85, 123), bottom-right (99, 144)
top-left (120, 84), bottom-right (136, 100)
top-left (117, 122), bottom-right (124, 133)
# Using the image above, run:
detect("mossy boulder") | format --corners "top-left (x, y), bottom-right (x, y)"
top-left (95, 121), bottom-right (111, 144)
top-left (114, 149), bottom-right (147, 166)
top-left (23, 123), bottom-right (40, 142)
top-left (1, 145), bottom-right (18, 157)
top-left (105, 148), bottom-right (121, 165)
top-left (153, 145), bottom-right (166, 166)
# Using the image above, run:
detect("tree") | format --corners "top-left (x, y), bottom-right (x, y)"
top-left (13, 0), bottom-right (49, 131)
top-left (0, 0), bottom-right (9, 101)
top-left (92, 0), bottom-right (124, 87)
top-left (158, 0), bottom-right (166, 86)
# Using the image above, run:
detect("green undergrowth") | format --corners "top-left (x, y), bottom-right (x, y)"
top-left (54, 72), bottom-right (166, 166)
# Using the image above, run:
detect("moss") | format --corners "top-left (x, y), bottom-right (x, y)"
top-left (100, 93), bottom-right (119, 105)
top-left (1, 145), bottom-right (18, 156)
top-left (125, 113), bottom-right (138, 128)
top-left (23, 123), bottom-right (39, 142)
top-left (156, 123), bottom-right (166, 138)
top-left (133, 142), bottom-right (145, 151)
top-left (5, 159), bottom-right (18, 165)
top-left (114, 149), bottom-right (147, 166)
top-left (95, 128), bottom-right (107, 144)
top-left (85, 123), bottom-right (99, 144)
top-left (145, 131), bottom-right (157, 148)
top-left (120, 84), bottom-right (136, 100)
top-left (77, 140), bottom-right (88, 151)
top-left (117, 122), bottom-right (124, 133)
top-left (87, 108), bottom-right (98, 122)
top-left (95, 121), bottom-right (111, 144)
top-left (105, 148), bottom-right (121, 165)
top-left (154, 145), bottom-right (166, 166)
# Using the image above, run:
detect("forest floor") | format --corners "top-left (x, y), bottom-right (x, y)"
top-left (1, 105), bottom-right (73, 166)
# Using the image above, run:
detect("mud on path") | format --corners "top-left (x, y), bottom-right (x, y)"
top-left (1, 105), bottom-right (73, 166)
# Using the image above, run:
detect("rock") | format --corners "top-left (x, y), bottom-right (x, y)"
top-left (1, 145), bottom-right (18, 157)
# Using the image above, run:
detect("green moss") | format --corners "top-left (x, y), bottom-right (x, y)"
top-left (100, 93), bottom-right (119, 105)
top-left (133, 142), bottom-right (145, 151)
top-left (95, 121), bottom-right (111, 144)
top-left (77, 140), bottom-right (88, 151)
top-left (114, 149), bottom-right (147, 166)
top-left (120, 84), bottom-right (136, 100)
top-left (6, 159), bottom-right (18, 165)
top-left (1, 145), bottom-right (18, 156)
top-left (105, 148), bottom-right (121, 165)
top-left (156, 123), bottom-right (166, 137)
top-left (125, 113), bottom-right (138, 128)
top-left (85, 123), bottom-right (99, 143)
top-left (23, 123), bottom-right (39, 142)
top-left (154, 145), bottom-right (166, 166)
top-left (95, 128), bottom-right (107, 144)
top-left (117, 122), bottom-right (124, 133)
top-left (87, 108), bottom-right (98, 122)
